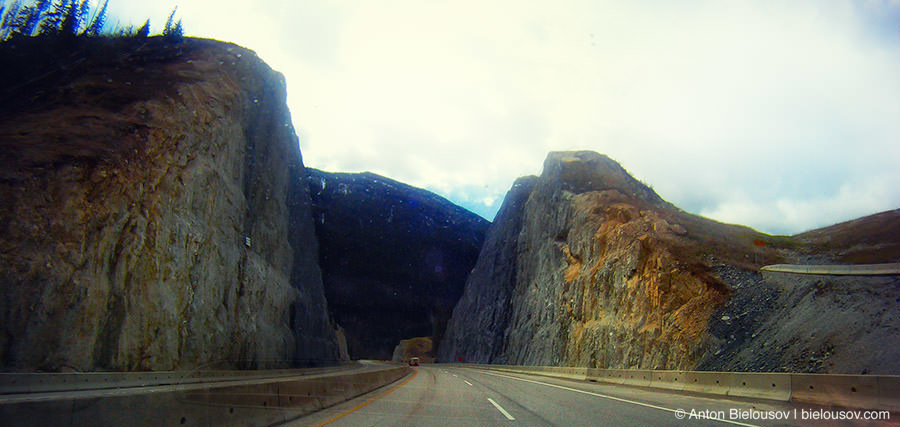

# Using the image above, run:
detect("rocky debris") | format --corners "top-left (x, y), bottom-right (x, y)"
top-left (307, 169), bottom-right (489, 360)
top-left (0, 38), bottom-right (339, 371)
top-left (701, 272), bottom-right (900, 374)
top-left (697, 262), bottom-right (780, 371)
top-left (391, 337), bottom-right (434, 363)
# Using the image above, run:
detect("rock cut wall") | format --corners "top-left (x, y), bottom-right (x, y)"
top-left (0, 38), bottom-right (338, 371)
top-left (442, 152), bottom-right (733, 369)
top-left (442, 151), bottom-right (900, 374)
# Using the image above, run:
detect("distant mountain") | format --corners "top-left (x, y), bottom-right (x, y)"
top-left (307, 169), bottom-right (490, 360)
top-left (440, 151), bottom-right (900, 374)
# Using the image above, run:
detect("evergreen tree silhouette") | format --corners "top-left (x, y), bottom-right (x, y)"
top-left (84, 0), bottom-right (108, 36)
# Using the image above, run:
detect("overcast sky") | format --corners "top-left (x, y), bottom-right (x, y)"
top-left (103, 0), bottom-right (900, 235)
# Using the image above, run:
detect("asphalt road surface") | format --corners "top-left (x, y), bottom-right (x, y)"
top-left (291, 365), bottom-right (851, 426)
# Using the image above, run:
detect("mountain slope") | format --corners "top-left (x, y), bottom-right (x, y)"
top-left (440, 151), bottom-right (900, 373)
top-left (308, 169), bottom-right (489, 359)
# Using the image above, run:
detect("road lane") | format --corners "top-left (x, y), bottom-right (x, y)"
top-left (291, 366), bottom-right (859, 426)
top-left (296, 364), bottom-right (526, 426)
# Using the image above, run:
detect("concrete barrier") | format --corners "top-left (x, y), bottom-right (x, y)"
top-left (790, 374), bottom-right (884, 411)
top-left (647, 370), bottom-right (687, 392)
top-left (726, 372), bottom-right (791, 401)
top-left (600, 369), bottom-right (652, 387)
top-left (0, 364), bottom-right (411, 426)
top-left (455, 363), bottom-right (900, 413)
top-left (682, 371), bottom-right (732, 396)
top-left (877, 376), bottom-right (900, 413)
top-left (0, 365), bottom-right (351, 395)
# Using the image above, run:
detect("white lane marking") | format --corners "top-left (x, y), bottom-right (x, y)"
top-left (463, 380), bottom-right (473, 386)
top-left (477, 370), bottom-right (757, 427)
top-left (487, 397), bottom-right (515, 420)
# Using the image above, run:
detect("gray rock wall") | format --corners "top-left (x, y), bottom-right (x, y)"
top-left (442, 151), bottom-right (730, 370)
top-left (0, 38), bottom-right (338, 371)
top-left (438, 176), bottom-right (537, 363)
top-left (442, 150), bottom-right (900, 374)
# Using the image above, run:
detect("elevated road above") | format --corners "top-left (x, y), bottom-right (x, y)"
top-left (761, 263), bottom-right (900, 276)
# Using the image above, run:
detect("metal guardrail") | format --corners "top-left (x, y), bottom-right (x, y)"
top-left (453, 364), bottom-right (900, 413)
top-left (760, 263), bottom-right (900, 276)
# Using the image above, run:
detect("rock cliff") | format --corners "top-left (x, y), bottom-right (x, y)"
top-left (308, 169), bottom-right (489, 360)
top-left (439, 176), bottom-right (536, 363)
top-left (0, 37), bottom-right (338, 371)
top-left (440, 151), bottom-right (900, 374)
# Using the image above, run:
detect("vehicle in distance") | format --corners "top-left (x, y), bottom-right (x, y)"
top-left (409, 357), bottom-right (420, 366)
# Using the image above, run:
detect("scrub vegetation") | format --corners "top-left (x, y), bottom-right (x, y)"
top-left (0, 0), bottom-right (182, 41)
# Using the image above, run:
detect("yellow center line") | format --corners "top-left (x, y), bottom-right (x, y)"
top-left (316, 368), bottom-right (418, 426)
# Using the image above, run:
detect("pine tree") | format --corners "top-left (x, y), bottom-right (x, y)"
top-left (163, 7), bottom-right (175, 34)
top-left (40, 0), bottom-right (68, 34)
top-left (162, 7), bottom-right (182, 40)
top-left (84, 0), bottom-right (107, 36)
top-left (136, 18), bottom-right (149, 38)
top-left (0, 1), bottom-right (18, 39)
top-left (18, 0), bottom-right (52, 36)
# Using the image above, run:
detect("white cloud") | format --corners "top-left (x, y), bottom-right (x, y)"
top-left (105, 0), bottom-right (900, 234)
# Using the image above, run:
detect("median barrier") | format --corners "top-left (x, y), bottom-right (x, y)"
top-left (598, 369), bottom-right (652, 387)
top-left (790, 373), bottom-right (887, 411)
top-left (457, 363), bottom-right (897, 413)
top-left (877, 376), bottom-right (900, 412)
top-left (682, 371), bottom-right (732, 396)
top-left (0, 365), bottom-right (351, 395)
top-left (0, 364), bottom-right (411, 426)
top-left (647, 370), bottom-right (687, 391)
top-left (725, 372), bottom-right (791, 401)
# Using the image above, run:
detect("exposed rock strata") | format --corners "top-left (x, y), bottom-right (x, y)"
top-left (439, 176), bottom-right (537, 363)
top-left (308, 169), bottom-right (489, 360)
top-left (441, 151), bottom-right (900, 373)
top-left (0, 38), bottom-right (338, 371)
top-left (441, 152), bottom-right (732, 369)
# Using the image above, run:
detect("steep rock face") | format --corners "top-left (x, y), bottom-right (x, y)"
top-left (442, 151), bottom-right (900, 373)
top-left (308, 169), bottom-right (489, 359)
top-left (438, 176), bottom-right (537, 363)
top-left (0, 38), bottom-right (338, 371)
top-left (443, 152), bottom-right (730, 369)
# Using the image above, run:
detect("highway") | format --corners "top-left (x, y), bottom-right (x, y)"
top-left (293, 365), bottom-right (819, 426)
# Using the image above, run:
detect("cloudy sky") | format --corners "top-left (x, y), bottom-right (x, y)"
top-left (103, 0), bottom-right (900, 235)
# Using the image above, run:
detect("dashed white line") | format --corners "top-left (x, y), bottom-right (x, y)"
top-left (487, 397), bottom-right (515, 420)
top-left (463, 380), bottom-right (473, 386)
